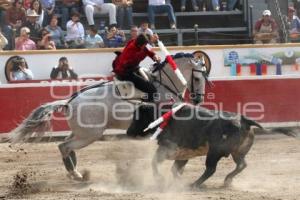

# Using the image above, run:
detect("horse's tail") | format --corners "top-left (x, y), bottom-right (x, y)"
top-left (9, 100), bottom-right (68, 143)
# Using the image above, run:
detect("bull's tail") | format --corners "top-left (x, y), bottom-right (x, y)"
top-left (9, 100), bottom-right (68, 143)
top-left (241, 115), bottom-right (263, 130)
top-left (241, 116), bottom-right (297, 138)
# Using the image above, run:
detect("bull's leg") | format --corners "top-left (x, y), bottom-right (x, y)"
top-left (152, 146), bottom-right (168, 183)
top-left (171, 160), bottom-right (188, 178)
top-left (224, 155), bottom-right (247, 187)
top-left (190, 150), bottom-right (222, 188)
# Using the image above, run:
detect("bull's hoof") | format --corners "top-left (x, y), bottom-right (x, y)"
top-left (223, 178), bottom-right (233, 188)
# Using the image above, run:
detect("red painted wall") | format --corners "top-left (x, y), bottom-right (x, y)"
top-left (0, 77), bottom-right (300, 133)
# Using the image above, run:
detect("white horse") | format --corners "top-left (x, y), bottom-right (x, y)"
top-left (8, 52), bottom-right (211, 181)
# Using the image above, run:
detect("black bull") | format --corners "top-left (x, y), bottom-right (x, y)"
top-left (128, 104), bottom-right (294, 188)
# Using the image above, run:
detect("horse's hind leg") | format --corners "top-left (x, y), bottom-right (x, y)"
top-left (58, 135), bottom-right (99, 181)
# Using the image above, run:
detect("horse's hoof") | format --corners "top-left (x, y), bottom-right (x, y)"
top-left (68, 170), bottom-right (83, 181)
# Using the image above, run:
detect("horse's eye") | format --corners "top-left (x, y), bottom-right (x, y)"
top-left (194, 77), bottom-right (200, 82)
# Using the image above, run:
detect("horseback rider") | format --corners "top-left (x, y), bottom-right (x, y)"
top-left (113, 33), bottom-right (161, 102)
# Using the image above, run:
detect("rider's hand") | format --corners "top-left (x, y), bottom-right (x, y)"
top-left (153, 55), bottom-right (161, 63)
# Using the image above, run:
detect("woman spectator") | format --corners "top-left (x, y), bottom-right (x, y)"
top-left (85, 26), bottom-right (104, 48)
top-left (9, 57), bottom-right (34, 81)
top-left (50, 57), bottom-right (78, 79)
top-left (106, 25), bottom-right (126, 47)
top-left (15, 26), bottom-right (37, 50)
top-left (112, 0), bottom-right (133, 30)
top-left (0, 29), bottom-right (8, 50)
top-left (45, 15), bottom-right (66, 49)
top-left (65, 11), bottom-right (85, 49)
top-left (3, 0), bottom-right (26, 50)
top-left (253, 10), bottom-right (279, 44)
top-left (37, 28), bottom-right (56, 50)
top-left (27, 0), bottom-right (44, 26)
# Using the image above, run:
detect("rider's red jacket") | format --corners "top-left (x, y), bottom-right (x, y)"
top-left (113, 39), bottom-right (155, 76)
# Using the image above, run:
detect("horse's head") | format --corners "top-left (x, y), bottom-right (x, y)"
top-left (145, 51), bottom-right (211, 104)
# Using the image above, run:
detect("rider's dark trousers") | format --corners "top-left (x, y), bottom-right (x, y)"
top-left (117, 72), bottom-right (157, 102)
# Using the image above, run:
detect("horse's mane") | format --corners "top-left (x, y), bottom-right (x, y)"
top-left (163, 52), bottom-right (193, 66)
top-left (153, 52), bottom-right (194, 72)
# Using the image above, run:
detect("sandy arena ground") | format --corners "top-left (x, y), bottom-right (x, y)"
top-left (0, 133), bottom-right (299, 200)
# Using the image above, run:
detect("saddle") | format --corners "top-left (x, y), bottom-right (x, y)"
top-left (113, 77), bottom-right (148, 102)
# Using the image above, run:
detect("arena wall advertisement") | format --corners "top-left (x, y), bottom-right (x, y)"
top-left (0, 44), bottom-right (300, 134)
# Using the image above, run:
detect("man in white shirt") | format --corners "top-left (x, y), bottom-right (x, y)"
top-left (148, 0), bottom-right (176, 29)
top-left (82, 0), bottom-right (117, 27)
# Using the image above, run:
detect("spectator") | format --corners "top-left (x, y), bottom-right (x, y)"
top-left (85, 26), bottom-right (104, 48)
top-left (82, 0), bottom-right (117, 27)
top-left (0, 0), bottom-right (11, 28)
top-left (286, 6), bottom-right (300, 42)
top-left (27, 0), bottom-right (44, 27)
top-left (3, 0), bottom-right (26, 50)
top-left (9, 57), bottom-right (34, 80)
top-left (112, 0), bottom-right (133, 29)
top-left (15, 26), bottom-right (37, 50)
top-left (40, 0), bottom-right (56, 27)
top-left (22, 10), bottom-right (42, 44)
top-left (65, 11), bottom-right (85, 49)
top-left (60, 0), bottom-right (81, 30)
top-left (0, 29), bottom-right (8, 50)
top-left (180, 0), bottom-right (200, 11)
top-left (129, 25), bottom-right (138, 40)
top-left (138, 21), bottom-right (153, 36)
top-left (226, 0), bottom-right (238, 11)
top-left (45, 15), bottom-right (66, 49)
top-left (23, 0), bottom-right (31, 10)
top-left (148, 0), bottom-right (176, 29)
top-left (106, 25), bottom-right (126, 47)
top-left (50, 57), bottom-right (78, 79)
top-left (253, 10), bottom-right (279, 44)
top-left (37, 28), bottom-right (56, 49)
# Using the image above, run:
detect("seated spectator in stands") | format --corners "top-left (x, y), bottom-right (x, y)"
top-left (41, 0), bottom-right (56, 27)
top-left (22, 10), bottom-right (42, 44)
top-left (61, 0), bottom-right (81, 30)
top-left (181, 0), bottom-right (200, 11)
top-left (23, 0), bottom-right (31, 10)
top-left (0, 0), bottom-right (12, 27)
top-left (82, 0), bottom-right (117, 27)
top-left (85, 26), bottom-right (104, 48)
top-left (106, 25), bottom-right (126, 47)
top-left (286, 6), bottom-right (300, 42)
top-left (27, 0), bottom-right (44, 27)
top-left (50, 57), bottom-right (78, 79)
top-left (138, 21), bottom-right (153, 36)
top-left (0, 29), bottom-right (8, 50)
top-left (65, 12), bottom-right (85, 49)
top-left (9, 57), bottom-right (34, 80)
top-left (15, 26), bottom-right (37, 50)
top-left (37, 28), bottom-right (56, 50)
top-left (148, 0), bottom-right (176, 29)
top-left (45, 15), bottom-right (66, 49)
top-left (112, 0), bottom-right (133, 29)
top-left (253, 10), bottom-right (279, 44)
top-left (226, 0), bottom-right (238, 11)
top-left (129, 25), bottom-right (138, 40)
top-left (3, 0), bottom-right (26, 50)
